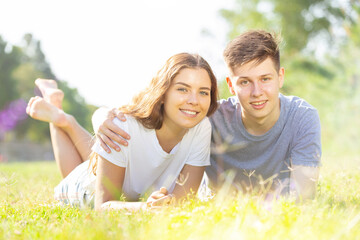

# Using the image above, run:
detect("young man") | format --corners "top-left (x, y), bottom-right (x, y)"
top-left (94, 30), bottom-right (321, 201)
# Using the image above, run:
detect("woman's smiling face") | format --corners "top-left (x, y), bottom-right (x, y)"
top-left (162, 68), bottom-right (212, 132)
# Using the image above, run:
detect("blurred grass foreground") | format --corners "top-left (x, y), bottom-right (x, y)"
top-left (1, 158), bottom-right (360, 239)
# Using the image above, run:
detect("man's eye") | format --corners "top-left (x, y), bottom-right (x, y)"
top-left (240, 80), bottom-right (249, 85)
top-left (262, 77), bottom-right (270, 82)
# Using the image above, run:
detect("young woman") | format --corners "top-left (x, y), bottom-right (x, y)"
top-left (26, 53), bottom-right (218, 210)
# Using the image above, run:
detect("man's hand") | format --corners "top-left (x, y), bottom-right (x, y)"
top-left (146, 187), bottom-right (175, 208)
top-left (93, 108), bottom-right (131, 153)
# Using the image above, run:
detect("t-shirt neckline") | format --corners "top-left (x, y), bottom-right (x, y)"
top-left (151, 130), bottom-right (182, 157)
top-left (236, 94), bottom-right (285, 140)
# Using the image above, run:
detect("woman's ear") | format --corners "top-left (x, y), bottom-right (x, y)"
top-left (226, 77), bottom-right (236, 95)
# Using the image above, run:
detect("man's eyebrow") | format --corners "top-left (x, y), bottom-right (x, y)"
top-left (259, 73), bottom-right (273, 77)
top-left (234, 73), bottom-right (274, 80)
top-left (232, 76), bottom-right (250, 83)
top-left (175, 82), bottom-right (211, 91)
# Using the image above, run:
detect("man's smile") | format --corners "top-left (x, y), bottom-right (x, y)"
top-left (250, 100), bottom-right (267, 109)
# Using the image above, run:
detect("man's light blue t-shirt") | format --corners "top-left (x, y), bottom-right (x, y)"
top-left (206, 94), bottom-right (321, 193)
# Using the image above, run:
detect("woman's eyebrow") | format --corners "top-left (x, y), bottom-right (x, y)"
top-left (175, 82), bottom-right (211, 91)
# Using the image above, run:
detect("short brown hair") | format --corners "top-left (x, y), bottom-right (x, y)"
top-left (120, 52), bottom-right (218, 129)
top-left (223, 30), bottom-right (281, 71)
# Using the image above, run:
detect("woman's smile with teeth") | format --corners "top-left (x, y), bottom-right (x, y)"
top-left (181, 109), bottom-right (198, 115)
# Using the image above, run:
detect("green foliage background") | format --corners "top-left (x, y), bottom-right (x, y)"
top-left (0, 34), bottom-right (97, 143)
top-left (217, 0), bottom-right (360, 157)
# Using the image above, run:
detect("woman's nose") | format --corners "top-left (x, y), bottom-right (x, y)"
top-left (187, 92), bottom-right (199, 105)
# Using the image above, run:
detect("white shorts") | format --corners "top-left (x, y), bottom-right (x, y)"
top-left (54, 160), bottom-right (96, 208)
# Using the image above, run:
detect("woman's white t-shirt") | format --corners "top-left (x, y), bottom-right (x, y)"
top-left (91, 116), bottom-right (211, 201)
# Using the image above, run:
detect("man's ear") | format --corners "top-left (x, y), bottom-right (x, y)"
top-left (226, 77), bottom-right (236, 95)
top-left (278, 67), bottom-right (285, 88)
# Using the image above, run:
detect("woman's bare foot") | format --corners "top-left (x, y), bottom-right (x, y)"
top-left (26, 96), bottom-right (68, 127)
top-left (35, 78), bottom-right (64, 108)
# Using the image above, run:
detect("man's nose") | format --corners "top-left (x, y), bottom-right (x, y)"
top-left (251, 82), bottom-right (263, 97)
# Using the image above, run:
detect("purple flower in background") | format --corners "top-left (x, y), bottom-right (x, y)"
top-left (0, 99), bottom-right (28, 140)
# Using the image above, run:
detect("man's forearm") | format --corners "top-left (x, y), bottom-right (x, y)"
top-left (290, 165), bottom-right (320, 202)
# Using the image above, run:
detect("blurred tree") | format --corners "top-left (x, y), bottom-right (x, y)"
top-left (22, 33), bottom-right (56, 79)
top-left (0, 34), bottom-right (97, 143)
top-left (11, 62), bottom-right (50, 142)
top-left (339, 1), bottom-right (360, 94)
top-left (321, 2), bottom-right (360, 153)
top-left (220, 0), bottom-right (347, 58)
top-left (0, 37), bottom-right (21, 109)
top-left (58, 80), bottom-right (98, 133)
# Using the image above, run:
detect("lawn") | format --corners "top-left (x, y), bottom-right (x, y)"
top-left (1, 154), bottom-right (360, 240)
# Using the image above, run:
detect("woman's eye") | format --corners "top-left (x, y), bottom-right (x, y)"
top-left (177, 88), bottom-right (187, 92)
top-left (200, 91), bottom-right (209, 96)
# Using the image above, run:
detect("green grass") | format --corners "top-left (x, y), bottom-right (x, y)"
top-left (1, 156), bottom-right (360, 240)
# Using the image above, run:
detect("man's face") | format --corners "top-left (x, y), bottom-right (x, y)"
top-left (227, 57), bottom-right (284, 127)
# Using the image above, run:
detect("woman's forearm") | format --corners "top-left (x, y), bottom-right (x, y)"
top-left (100, 201), bottom-right (146, 211)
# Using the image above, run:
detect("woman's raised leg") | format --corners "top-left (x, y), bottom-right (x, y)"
top-left (27, 79), bottom-right (95, 178)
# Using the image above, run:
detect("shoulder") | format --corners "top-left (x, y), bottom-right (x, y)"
top-left (217, 96), bottom-right (240, 111)
top-left (281, 94), bottom-right (318, 114)
top-left (281, 94), bottom-right (320, 125)
top-left (211, 96), bottom-right (239, 121)
top-left (182, 118), bottom-right (212, 166)
top-left (280, 95), bottom-right (321, 145)
top-left (112, 115), bottom-right (142, 132)
top-left (189, 117), bottom-right (211, 134)
top-left (183, 117), bottom-right (212, 146)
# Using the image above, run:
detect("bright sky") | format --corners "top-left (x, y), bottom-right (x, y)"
top-left (0, 0), bottom-right (234, 107)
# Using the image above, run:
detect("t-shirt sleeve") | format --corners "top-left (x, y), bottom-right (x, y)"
top-left (91, 117), bottom-right (128, 168)
top-left (185, 118), bottom-right (211, 167)
top-left (291, 108), bottom-right (322, 167)
top-left (91, 107), bottom-right (110, 134)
